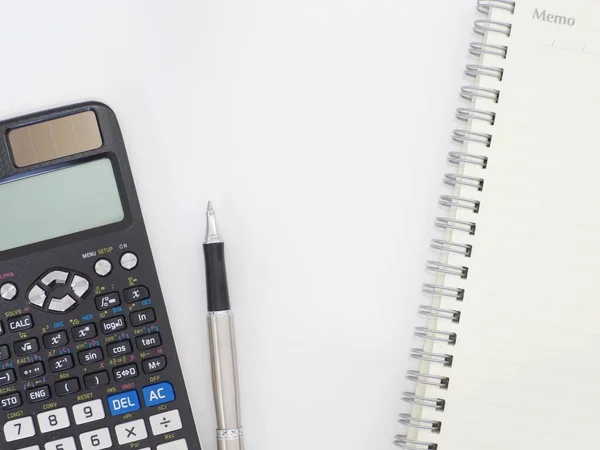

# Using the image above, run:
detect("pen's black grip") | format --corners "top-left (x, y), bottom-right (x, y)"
top-left (203, 242), bottom-right (231, 311)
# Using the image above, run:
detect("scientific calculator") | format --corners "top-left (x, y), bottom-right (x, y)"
top-left (0, 103), bottom-right (201, 450)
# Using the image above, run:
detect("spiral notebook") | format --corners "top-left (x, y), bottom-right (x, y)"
top-left (397, 0), bottom-right (600, 449)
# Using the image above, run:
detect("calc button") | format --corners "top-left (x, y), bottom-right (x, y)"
top-left (14, 338), bottom-right (39, 356)
top-left (26, 385), bottom-right (51, 403)
top-left (78, 348), bottom-right (104, 366)
top-left (37, 407), bottom-right (70, 433)
top-left (43, 330), bottom-right (69, 349)
top-left (48, 294), bottom-right (77, 312)
top-left (0, 345), bottom-right (10, 361)
top-left (27, 285), bottom-right (47, 308)
top-left (113, 363), bottom-right (139, 382)
top-left (130, 308), bottom-right (156, 326)
top-left (136, 332), bottom-right (162, 350)
top-left (8, 314), bottom-right (33, 332)
top-left (120, 252), bottom-right (139, 270)
top-left (4, 416), bottom-right (35, 442)
top-left (72, 399), bottom-right (105, 425)
top-left (49, 354), bottom-right (74, 373)
top-left (72, 323), bottom-right (97, 342)
top-left (149, 409), bottom-right (183, 436)
top-left (101, 316), bottom-right (126, 334)
top-left (107, 340), bottom-right (133, 358)
top-left (0, 392), bottom-right (22, 410)
top-left (0, 369), bottom-right (15, 386)
top-left (79, 427), bottom-right (112, 450)
top-left (95, 292), bottom-right (121, 310)
top-left (41, 270), bottom-right (69, 287)
top-left (94, 258), bottom-right (112, 277)
top-left (84, 371), bottom-right (110, 389)
top-left (20, 362), bottom-right (45, 380)
top-left (71, 275), bottom-right (90, 298)
top-left (124, 285), bottom-right (150, 303)
top-left (0, 282), bottom-right (17, 301)
top-left (115, 418), bottom-right (148, 445)
top-left (142, 355), bottom-right (167, 374)
top-left (55, 378), bottom-right (80, 396)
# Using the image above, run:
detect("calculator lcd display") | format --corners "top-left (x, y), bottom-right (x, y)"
top-left (0, 158), bottom-right (124, 251)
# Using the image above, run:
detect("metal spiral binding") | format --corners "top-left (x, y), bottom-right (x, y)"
top-left (396, 1), bottom-right (514, 448)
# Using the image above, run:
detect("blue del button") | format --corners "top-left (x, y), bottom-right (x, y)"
top-left (142, 382), bottom-right (176, 407)
top-left (108, 390), bottom-right (141, 416)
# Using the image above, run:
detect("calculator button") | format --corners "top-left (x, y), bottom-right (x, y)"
top-left (27, 285), bottom-right (47, 307)
top-left (0, 344), bottom-right (10, 361)
top-left (72, 323), bottom-right (97, 341)
top-left (26, 385), bottom-right (51, 403)
top-left (41, 270), bottom-right (69, 287)
top-left (142, 355), bottom-right (167, 374)
top-left (49, 354), bottom-right (74, 372)
top-left (150, 409), bottom-right (183, 435)
top-left (14, 338), bottom-right (39, 356)
top-left (38, 407), bottom-right (70, 433)
top-left (101, 315), bottom-right (126, 334)
top-left (94, 258), bottom-right (112, 277)
top-left (71, 275), bottom-right (90, 297)
top-left (79, 427), bottom-right (112, 450)
top-left (142, 382), bottom-right (175, 407)
top-left (136, 332), bottom-right (162, 350)
top-left (49, 294), bottom-right (77, 312)
top-left (115, 418), bottom-right (148, 445)
top-left (84, 371), bottom-right (110, 389)
top-left (79, 347), bottom-right (104, 365)
top-left (0, 369), bottom-right (15, 386)
top-left (1, 282), bottom-right (17, 301)
top-left (43, 330), bottom-right (69, 349)
top-left (55, 378), bottom-right (80, 396)
top-left (4, 416), bottom-right (35, 442)
top-left (124, 285), bottom-right (150, 303)
top-left (113, 363), bottom-right (139, 382)
top-left (45, 436), bottom-right (76, 450)
top-left (8, 314), bottom-right (33, 332)
top-left (20, 362), bottom-right (45, 379)
top-left (95, 292), bottom-right (121, 310)
top-left (73, 399), bottom-right (105, 425)
top-left (131, 308), bottom-right (156, 326)
top-left (107, 340), bottom-right (133, 358)
top-left (157, 440), bottom-right (188, 450)
top-left (120, 252), bottom-right (139, 270)
top-left (17, 446), bottom-right (40, 450)
top-left (108, 390), bottom-right (141, 415)
top-left (0, 392), bottom-right (22, 410)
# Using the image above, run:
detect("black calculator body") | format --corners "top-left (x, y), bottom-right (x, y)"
top-left (0, 103), bottom-right (202, 450)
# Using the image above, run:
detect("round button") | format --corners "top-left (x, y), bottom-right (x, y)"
top-left (94, 259), bottom-right (112, 277)
top-left (120, 252), bottom-right (139, 271)
top-left (0, 283), bottom-right (17, 301)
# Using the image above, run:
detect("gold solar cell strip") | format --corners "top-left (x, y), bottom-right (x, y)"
top-left (8, 111), bottom-right (103, 167)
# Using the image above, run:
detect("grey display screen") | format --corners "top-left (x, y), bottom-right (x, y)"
top-left (0, 158), bottom-right (124, 252)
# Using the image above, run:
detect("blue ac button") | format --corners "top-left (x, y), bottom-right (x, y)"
top-left (108, 390), bottom-right (141, 416)
top-left (142, 382), bottom-right (176, 407)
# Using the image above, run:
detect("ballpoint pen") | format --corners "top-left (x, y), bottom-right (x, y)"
top-left (204, 202), bottom-right (244, 450)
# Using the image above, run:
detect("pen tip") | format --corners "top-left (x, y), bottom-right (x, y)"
top-left (207, 201), bottom-right (214, 212)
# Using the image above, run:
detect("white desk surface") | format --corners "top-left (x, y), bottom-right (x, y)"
top-left (0, 1), bottom-right (479, 449)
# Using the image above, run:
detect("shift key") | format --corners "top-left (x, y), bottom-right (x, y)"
top-left (136, 333), bottom-right (162, 351)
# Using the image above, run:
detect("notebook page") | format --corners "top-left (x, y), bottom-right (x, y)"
top-left (412, 1), bottom-right (600, 449)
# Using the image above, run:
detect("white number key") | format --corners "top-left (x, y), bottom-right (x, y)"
top-left (38, 407), bottom-right (70, 433)
top-left (115, 418), bottom-right (148, 445)
top-left (73, 399), bottom-right (105, 425)
top-left (4, 416), bottom-right (35, 442)
top-left (157, 439), bottom-right (188, 450)
top-left (150, 409), bottom-right (183, 436)
top-left (18, 447), bottom-right (41, 450)
top-left (44, 437), bottom-right (76, 450)
top-left (79, 427), bottom-right (112, 450)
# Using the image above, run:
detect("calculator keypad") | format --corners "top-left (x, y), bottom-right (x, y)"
top-left (1, 263), bottom-right (189, 449)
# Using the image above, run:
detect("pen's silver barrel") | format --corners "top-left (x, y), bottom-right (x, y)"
top-left (208, 310), bottom-right (244, 450)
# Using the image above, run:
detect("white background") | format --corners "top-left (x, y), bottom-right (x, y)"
top-left (0, 1), bottom-right (478, 449)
